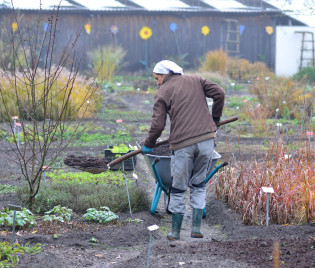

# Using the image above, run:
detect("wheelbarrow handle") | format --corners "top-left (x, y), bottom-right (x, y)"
top-left (216, 116), bottom-right (238, 127)
top-left (108, 117), bottom-right (238, 168)
top-left (107, 140), bottom-right (168, 168)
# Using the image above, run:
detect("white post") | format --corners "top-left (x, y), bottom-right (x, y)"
top-left (147, 225), bottom-right (159, 268)
top-left (262, 187), bottom-right (274, 227)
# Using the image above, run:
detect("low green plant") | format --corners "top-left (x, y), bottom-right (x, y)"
top-left (0, 208), bottom-right (36, 227)
top-left (82, 206), bottom-right (119, 223)
top-left (0, 242), bottom-right (41, 267)
top-left (43, 205), bottom-right (73, 223)
top-left (110, 144), bottom-right (136, 153)
top-left (48, 170), bottom-right (129, 186)
top-left (89, 237), bottom-right (98, 243)
top-left (0, 184), bottom-right (17, 194)
top-left (17, 181), bottom-right (149, 214)
top-left (293, 66), bottom-right (315, 84)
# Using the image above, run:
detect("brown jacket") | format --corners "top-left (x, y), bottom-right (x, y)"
top-left (144, 73), bottom-right (225, 149)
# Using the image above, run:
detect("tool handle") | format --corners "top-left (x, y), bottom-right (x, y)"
top-left (216, 116), bottom-right (238, 126)
top-left (108, 140), bottom-right (168, 168)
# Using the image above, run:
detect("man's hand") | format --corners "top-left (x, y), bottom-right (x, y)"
top-left (142, 146), bottom-right (153, 154)
top-left (213, 117), bottom-right (220, 124)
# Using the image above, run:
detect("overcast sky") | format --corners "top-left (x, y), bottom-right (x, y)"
top-left (265, 0), bottom-right (315, 26)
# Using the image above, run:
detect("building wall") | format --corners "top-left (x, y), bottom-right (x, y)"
top-left (276, 26), bottom-right (315, 77)
top-left (0, 10), bottom-right (285, 72)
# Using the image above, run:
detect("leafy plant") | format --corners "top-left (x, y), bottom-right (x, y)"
top-left (82, 206), bottom-right (119, 223)
top-left (17, 180), bottom-right (149, 214)
top-left (43, 205), bottom-right (73, 223)
top-left (0, 184), bottom-right (16, 194)
top-left (110, 144), bottom-right (136, 153)
top-left (293, 66), bottom-right (315, 84)
top-left (0, 208), bottom-right (36, 227)
top-left (0, 242), bottom-right (41, 267)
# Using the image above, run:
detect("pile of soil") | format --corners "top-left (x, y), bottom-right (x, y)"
top-left (151, 142), bottom-right (171, 156)
top-left (64, 155), bottom-right (109, 173)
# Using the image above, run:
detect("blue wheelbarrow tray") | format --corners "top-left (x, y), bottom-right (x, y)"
top-left (143, 150), bottom-right (226, 217)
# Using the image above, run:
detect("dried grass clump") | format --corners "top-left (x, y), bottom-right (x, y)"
top-left (227, 57), bottom-right (272, 81)
top-left (90, 45), bottom-right (126, 82)
top-left (216, 142), bottom-right (315, 225)
top-left (199, 49), bottom-right (228, 75)
top-left (248, 76), bottom-right (313, 119)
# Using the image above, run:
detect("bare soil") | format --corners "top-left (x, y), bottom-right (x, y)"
top-left (0, 91), bottom-right (314, 268)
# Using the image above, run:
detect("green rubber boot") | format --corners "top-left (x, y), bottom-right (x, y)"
top-left (167, 214), bottom-right (184, 241)
top-left (191, 208), bottom-right (204, 238)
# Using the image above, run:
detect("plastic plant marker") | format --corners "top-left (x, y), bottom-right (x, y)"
top-left (147, 225), bottom-right (159, 268)
top-left (8, 204), bottom-right (22, 243)
top-left (262, 187), bottom-right (274, 227)
top-left (133, 173), bottom-right (138, 186)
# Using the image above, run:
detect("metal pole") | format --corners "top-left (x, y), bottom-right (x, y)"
top-left (12, 210), bottom-right (17, 243)
top-left (17, 127), bottom-right (20, 149)
top-left (266, 193), bottom-right (270, 227)
top-left (123, 162), bottom-right (132, 218)
top-left (147, 231), bottom-right (152, 268)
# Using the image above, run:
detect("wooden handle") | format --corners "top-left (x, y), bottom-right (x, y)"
top-left (107, 140), bottom-right (169, 168)
top-left (216, 116), bottom-right (238, 126)
top-left (107, 117), bottom-right (238, 168)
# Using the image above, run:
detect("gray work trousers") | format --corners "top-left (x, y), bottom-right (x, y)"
top-left (168, 138), bottom-right (214, 215)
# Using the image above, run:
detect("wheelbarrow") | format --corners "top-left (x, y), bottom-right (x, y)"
top-left (143, 150), bottom-right (228, 217)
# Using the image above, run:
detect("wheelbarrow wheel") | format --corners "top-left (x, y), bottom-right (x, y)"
top-left (164, 188), bottom-right (172, 214)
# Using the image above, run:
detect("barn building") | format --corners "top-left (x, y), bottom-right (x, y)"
top-left (0, 0), bottom-right (310, 72)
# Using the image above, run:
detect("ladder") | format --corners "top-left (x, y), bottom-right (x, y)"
top-left (224, 19), bottom-right (240, 56)
top-left (295, 31), bottom-right (315, 70)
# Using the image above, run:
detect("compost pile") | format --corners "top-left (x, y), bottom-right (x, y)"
top-left (64, 155), bottom-right (109, 174)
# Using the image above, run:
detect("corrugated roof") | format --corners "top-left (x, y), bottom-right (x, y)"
top-left (131, 0), bottom-right (190, 10)
top-left (0, 0), bottom-right (312, 26)
top-left (202, 0), bottom-right (247, 10)
top-left (73, 0), bottom-right (126, 10)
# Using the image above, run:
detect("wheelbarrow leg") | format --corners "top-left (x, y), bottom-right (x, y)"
top-left (150, 183), bottom-right (162, 215)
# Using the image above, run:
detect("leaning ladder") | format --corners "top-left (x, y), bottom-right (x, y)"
top-left (224, 19), bottom-right (240, 56)
top-left (295, 31), bottom-right (315, 70)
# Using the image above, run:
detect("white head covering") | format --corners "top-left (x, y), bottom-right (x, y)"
top-left (153, 60), bottom-right (183, 75)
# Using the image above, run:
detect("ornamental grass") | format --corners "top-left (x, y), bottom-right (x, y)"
top-left (215, 138), bottom-right (314, 225)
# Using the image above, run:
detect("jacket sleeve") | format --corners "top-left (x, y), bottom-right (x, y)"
top-left (200, 78), bottom-right (225, 119)
top-left (144, 94), bottom-right (167, 147)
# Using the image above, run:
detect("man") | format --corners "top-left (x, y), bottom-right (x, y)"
top-left (143, 60), bottom-right (225, 240)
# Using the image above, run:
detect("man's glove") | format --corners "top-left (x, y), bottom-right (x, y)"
top-left (213, 117), bottom-right (220, 124)
top-left (142, 145), bottom-right (153, 154)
